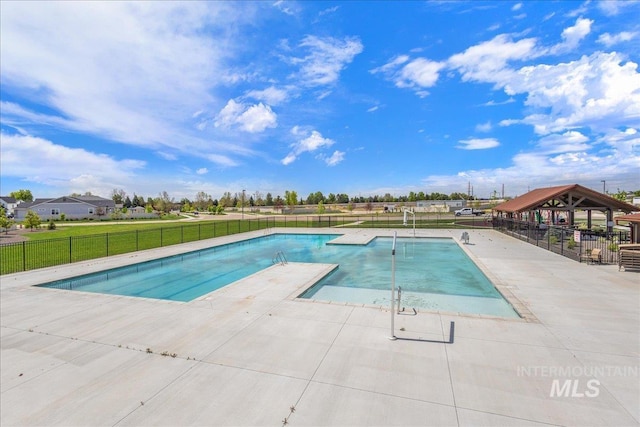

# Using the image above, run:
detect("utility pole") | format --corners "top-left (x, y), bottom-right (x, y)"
top-left (601, 180), bottom-right (606, 194)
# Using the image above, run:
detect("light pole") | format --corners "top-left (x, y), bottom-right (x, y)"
top-left (601, 180), bottom-right (606, 194)
top-left (242, 189), bottom-right (245, 219)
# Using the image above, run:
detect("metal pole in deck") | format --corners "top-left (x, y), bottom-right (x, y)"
top-left (389, 231), bottom-right (397, 340)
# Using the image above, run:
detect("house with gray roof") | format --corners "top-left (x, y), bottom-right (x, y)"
top-left (14, 196), bottom-right (116, 221)
top-left (0, 196), bottom-right (20, 216)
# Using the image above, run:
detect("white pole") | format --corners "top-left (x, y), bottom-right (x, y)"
top-left (413, 210), bottom-right (416, 237)
top-left (389, 231), bottom-right (397, 340)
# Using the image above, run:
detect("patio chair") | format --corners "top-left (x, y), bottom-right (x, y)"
top-left (589, 248), bottom-right (602, 264)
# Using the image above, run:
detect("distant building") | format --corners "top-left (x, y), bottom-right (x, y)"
top-left (416, 200), bottom-right (465, 212)
top-left (0, 196), bottom-right (19, 216)
top-left (14, 195), bottom-right (115, 221)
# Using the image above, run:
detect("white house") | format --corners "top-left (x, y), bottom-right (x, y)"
top-left (0, 196), bottom-right (20, 216)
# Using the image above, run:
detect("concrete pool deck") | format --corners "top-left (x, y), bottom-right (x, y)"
top-left (1, 228), bottom-right (638, 426)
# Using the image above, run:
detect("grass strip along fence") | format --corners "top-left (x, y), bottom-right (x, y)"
top-left (0, 214), bottom-right (490, 275)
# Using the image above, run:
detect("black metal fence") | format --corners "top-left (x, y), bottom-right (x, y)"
top-left (0, 214), bottom-right (493, 275)
top-left (491, 217), bottom-right (630, 264)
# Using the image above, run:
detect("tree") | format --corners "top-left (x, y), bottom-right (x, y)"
top-left (123, 196), bottom-right (132, 208)
top-left (317, 201), bottom-right (326, 214)
top-left (154, 191), bottom-right (174, 214)
top-left (194, 191), bottom-right (211, 211)
top-left (336, 193), bottom-right (349, 204)
top-left (110, 188), bottom-right (126, 205)
top-left (265, 193), bottom-right (273, 206)
top-left (274, 196), bottom-right (284, 213)
top-left (0, 208), bottom-right (15, 234)
top-left (285, 190), bottom-right (298, 212)
top-left (612, 189), bottom-right (627, 202)
top-left (220, 192), bottom-right (233, 208)
top-left (23, 210), bottom-right (41, 231)
top-left (9, 189), bottom-right (33, 202)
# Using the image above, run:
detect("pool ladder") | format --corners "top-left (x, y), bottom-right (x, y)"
top-left (396, 286), bottom-right (417, 315)
top-left (272, 251), bottom-right (288, 266)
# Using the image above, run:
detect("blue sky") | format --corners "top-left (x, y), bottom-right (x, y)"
top-left (1, 1), bottom-right (639, 202)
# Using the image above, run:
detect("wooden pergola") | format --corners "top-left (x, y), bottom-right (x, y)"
top-left (493, 184), bottom-right (637, 232)
top-left (615, 213), bottom-right (640, 244)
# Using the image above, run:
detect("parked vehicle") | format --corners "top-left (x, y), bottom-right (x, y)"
top-left (454, 207), bottom-right (483, 216)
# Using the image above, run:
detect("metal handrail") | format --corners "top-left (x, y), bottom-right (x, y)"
top-left (272, 251), bottom-right (287, 265)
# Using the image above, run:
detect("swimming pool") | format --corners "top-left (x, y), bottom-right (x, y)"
top-left (37, 233), bottom-right (518, 318)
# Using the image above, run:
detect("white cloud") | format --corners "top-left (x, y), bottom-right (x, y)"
top-left (597, 0), bottom-right (639, 16)
top-left (196, 168), bottom-right (208, 175)
top-left (395, 58), bottom-right (444, 89)
top-left (457, 138), bottom-right (500, 150)
top-left (0, 2), bottom-right (260, 163)
top-left (324, 150), bottom-right (345, 166)
top-left (475, 121), bottom-right (492, 132)
top-left (370, 56), bottom-right (444, 96)
top-left (536, 131), bottom-right (591, 154)
top-left (512, 3), bottom-right (523, 11)
top-left (597, 31), bottom-right (638, 47)
top-left (245, 86), bottom-right (290, 106)
top-left (505, 52), bottom-right (640, 134)
top-left (273, 0), bottom-right (296, 16)
top-left (367, 106), bottom-right (379, 113)
top-left (293, 35), bottom-right (363, 86)
top-left (281, 128), bottom-right (335, 165)
top-left (447, 34), bottom-right (538, 85)
top-left (547, 17), bottom-right (592, 54)
top-left (215, 99), bottom-right (277, 133)
top-left (0, 132), bottom-right (145, 194)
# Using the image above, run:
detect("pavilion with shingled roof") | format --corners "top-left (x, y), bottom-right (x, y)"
top-left (493, 184), bottom-right (637, 232)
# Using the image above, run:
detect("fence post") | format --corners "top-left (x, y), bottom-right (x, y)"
top-left (23, 241), bottom-right (26, 272)
top-left (69, 236), bottom-right (72, 264)
top-left (106, 233), bottom-right (109, 256)
top-left (136, 229), bottom-right (139, 251)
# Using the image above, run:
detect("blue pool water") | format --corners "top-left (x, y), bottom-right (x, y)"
top-left (38, 233), bottom-right (518, 317)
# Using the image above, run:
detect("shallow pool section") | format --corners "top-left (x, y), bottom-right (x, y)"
top-left (37, 233), bottom-right (518, 318)
top-left (299, 237), bottom-right (518, 318)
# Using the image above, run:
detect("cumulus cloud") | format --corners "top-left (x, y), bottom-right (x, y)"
top-left (244, 86), bottom-right (290, 106)
top-left (0, 132), bottom-right (145, 193)
top-left (547, 17), bottom-right (592, 54)
top-left (215, 99), bottom-right (277, 133)
top-left (457, 138), bottom-right (500, 150)
top-left (535, 131), bottom-right (591, 154)
top-left (282, 127), bottom-right (336, 165)
top-left (597, 31), bottom-right (638, 47)
top-left (371, 56), bottom-right (444, 97)
top-left (293, 35), bottom-right (363, 86)
top-left (448, 34), bottom-right (537, 85)
top-left (324, 150), bottom-right (345, 166)
top-left (196, 168), bottom-right (208, 175)
top-left (505, 52), bottom-right (640, 134)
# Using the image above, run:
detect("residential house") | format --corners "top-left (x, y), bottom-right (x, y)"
top-left (14, 195), bottom-right (116, 221)
top-left (0, 196), bottom-right (20, 216)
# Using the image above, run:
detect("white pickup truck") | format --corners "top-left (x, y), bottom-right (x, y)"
top-left (454, 207), bottom-right (484, 216)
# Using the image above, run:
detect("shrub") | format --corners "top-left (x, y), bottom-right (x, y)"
top-left (47, 219), bottom-right (56, 230)
top-left (567, 237), bottom-right (576, 249)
